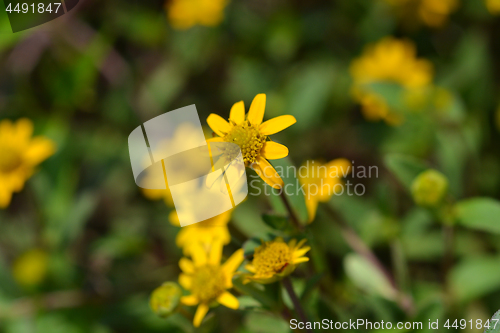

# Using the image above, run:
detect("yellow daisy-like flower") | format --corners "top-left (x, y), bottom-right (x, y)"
top-left (487, 0), bottom-right (500, 15)
top-left (170, 211), bottom-right (232, 256)
top-left (206, 94), bottom-right (296, 189)
top-left (166, 0), bottom-right (228, 30)
top-left (350, 37), bottom-right (433, 124)
top-left (179, 241), bottom-right (244, 327)
top-left (383, 0), bottom-right (458, 27)
top-left (0, 118), bottom-right (55, 208)
top-left (243, 237), bottom-right (310, 284)
top-left (12, 249), bottom-right (49, 287)
top-left (298, 159), bottom-right (352, 223)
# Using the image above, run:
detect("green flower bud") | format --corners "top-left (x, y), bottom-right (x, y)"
top-left (149, 282), bottom-right (182, 318)
top-left (411, 169), bottom-right (449, 208)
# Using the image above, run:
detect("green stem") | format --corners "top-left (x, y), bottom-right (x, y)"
top-left (282, 277), bottom-right (312, 333)
top-left (279, 191), bottom-right (303, 231)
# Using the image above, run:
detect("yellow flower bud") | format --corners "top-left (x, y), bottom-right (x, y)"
top-left (149, 282), bottom-right (182, 318)
top-left (12, 249), bottom-right (49, 287)
top-left (411, 169), bottom-right (449, 208)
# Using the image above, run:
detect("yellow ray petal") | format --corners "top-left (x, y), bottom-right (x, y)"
top-left (0, 185), bottom-right (12, 209)
top-left (179, 258), bottom-right (195, 274)
top-left (247, 94), bottom-right (266, 126)
top-left (305, 196), bottom-right (318, 223)
top-left (14, 118), bottom-right (33, 144)
top-left (294, 246), bottom-right (311, 258)
top-left (259, 115), bottom-right (296, 135)
top-left (193, 303), bottom-right (209, 327)
top-left (191, 243), bottom-right (208, 266)
top-left (251, 157), bottom-right (284, 189)
top-left (222, 249), bottom-right (244, 275)
top-left (293, 257), bottom-right (309, 264)
top-left (181, 294), bottom-right (198, 306)
top-left (209, 239), bottom-right (223, 265)
top-left (207, 114), bottom-right (231, 136)
top-left (24, 137), bottom-right (55, 166)
top-left (261, 141), bottom-right (289, 160)
top-left (229, 101), bottom-right (245, 125)
top-left (179, 273), bottom-right (192, 289)
top-left (217, 291), bottom-right (239, 310)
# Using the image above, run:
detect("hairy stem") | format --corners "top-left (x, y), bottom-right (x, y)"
top-left (279, 191), bottom-right (303, 231)
top-left (282, 277), bottom-right (312, 333)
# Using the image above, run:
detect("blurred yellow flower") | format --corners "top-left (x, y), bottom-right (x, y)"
top-left (166, 0), bottom-right (228, 30)
top-left (12, 249), bottom-right (49, 287)
top-left (383, 0), bottom-right (458, 27)
top-left (350, 38), bottom-right (433, 124)
top-left (207, 94), bottom-right (296, 189)
top-left (486, 0), bottom-right (500, 14)
top-left (298, 159), bottom-right (351, 223)
top-left (179, 241), bottom-right (244, 327)
top-left (411, 169), bottom-right (449, 207)
top-left (170, 211), bottom-right (232, 256)
top-left (0, 118), bottom-right (55, 208)
top-left (243, 237), bottom-right (310, 284)
top-left (150, 282), bottom-right (182, 318)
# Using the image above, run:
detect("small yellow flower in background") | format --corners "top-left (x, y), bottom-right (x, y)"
top-left (0, 118), bottom-right (55, 208)
top-left (179, 241), bottom-right (244, 327)
top-left (350, 37), bottom-right (433, 125)
top-left (207, 94), bottom-right (296, 189)
top-left (411, 169), bottom-right (449, 208)
top-left (150, 282), bottom-right (182, 318)
top-left (170, 211), bottom-right (231, 256)
top-left (383, 0), bottom-right (458, 27)
top-left (12, 249), bottom-right (49, 287)
top-left (166, 0), bottom-right (229, 30)
top-left (298, 159), bottom-right (352, 223)
top-left (243, 237), bottom-right (310, 284)
top-left (486, 0), bottom-right (500, 14)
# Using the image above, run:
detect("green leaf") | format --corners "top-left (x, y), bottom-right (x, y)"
top-left (384, 154), bottom-right (428, 190)
top-left (455, 198), bottom-right (500, 234)
top-left (449, 256), bottom-right (500, 302)
top-left (262, 214), bottom-right (292, 232)
top-left (484, 309), bottom-right (500, 333)
top-left (243, 312), bottom-right (291, 333)
top-left (344, 253), bottom-right (397, 301)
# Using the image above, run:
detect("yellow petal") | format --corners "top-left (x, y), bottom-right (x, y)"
top-left (14, 118), bottom-right (33, 144)
top-left (181, 294), bottom-right (199, 306)
top-left (222, 249), bottom-right (244, 275)
top-left (229, 101), bottom-right (245, 125)
top-left (326, 158), bottom-right (352, 178)
top-left (294, 246), bottom-right (311, 258)
top-left (251, 157), bottom-right (284, 189)
top-left (259, 115), bottom-right (296, 135)
top-left (305, 196), bottom-right (318, 223)
top-left (179, 273), bottom-right (192, 289)
top-left (209, 239), bottom-right (223, 265)
top-left (217, 292), bottom-right (239, 310)
top-left (247, 94), bottom-right (266, 126)
top-left (261, 141), bottom-right (289, 160)
top-left (207, 114), bottom-right (231, 136)
top-left (190, 243), bottom-right (208, 266)
top-left (193, 303), bottom-right (209, 327)
top-left (0, 184), bottom-right (13, 209)
top-left (244, 263), bottom-right (256, 273)
top-left (179, 258), bottom-right (195, 274)
top-left (293, 257), bottom-right (309, 264)
top-left (207, 137), bottom-right (225, 143)
top-left (24, 137), bottom-right (55, 166)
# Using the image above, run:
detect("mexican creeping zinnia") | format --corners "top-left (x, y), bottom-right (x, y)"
top-left (0, 118), bottom-right (55, 208)
top-left (243, 237), bottom-right (310, 284)
top-left (206, 94), bottom-right (296, 189)
top-left (179, 241), bottom-right (244, 327)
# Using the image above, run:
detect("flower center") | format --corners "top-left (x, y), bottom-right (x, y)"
top-left (252, 241), bottom-right (291, 277)
top-left (224, 120), bottom-right (267, 166)
top-left (0, 146), bottom-right (22, 173)
top-left (191, 265), bottom-right (226, 303)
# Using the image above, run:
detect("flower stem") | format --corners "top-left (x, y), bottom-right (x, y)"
top-left (323, 205), bottom-right (415, 316)
top-left (282, 277), bottom-right (312, 333)
top-left (279, 191), bottom-right (303, 231)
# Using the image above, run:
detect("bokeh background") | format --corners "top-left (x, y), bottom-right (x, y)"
top-left (1, 0), bottom-right (500, 332)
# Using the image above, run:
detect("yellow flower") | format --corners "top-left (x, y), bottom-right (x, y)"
top-left (243, 237), bottom-right (310, 284)
top-left (383, 0), bottom-right (458, 27)
top-left (170, 211), bottom-right (232, 256)
top-left (0, 119), bottom-right (55, 208)
top-left (179, 241), bottom-right (244, 327)
top-left (486, 0), bottom-right (500, 14)
top-left (150, 282), bottom-right (182, 318)
top-left (298, 159), bottom-right (351, 223)
top-left (350, 37), bottom-right (433, 124)
top-left (411, 169), bottom-right (449, 208)
top-left (12, 249), bottom-right (49, 287)
top-left (206, 94), bottom-right (296, 189)
top-left (166, 0), bottom-right (228, 30)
